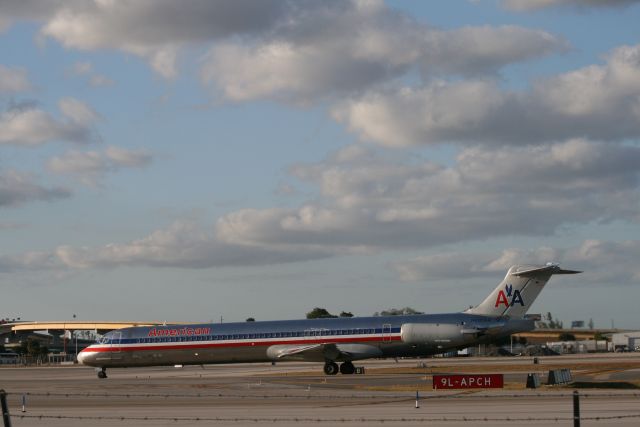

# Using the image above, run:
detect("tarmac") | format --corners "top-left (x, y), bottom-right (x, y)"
top-left (1, 353), bottom-right (640, 426)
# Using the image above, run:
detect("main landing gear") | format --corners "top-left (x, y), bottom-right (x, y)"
top-left (97, 367), bottom-right (107, 379)
top-left (340, 361), bottom-right (355, 375)
top-left (323, 361), bottom-right (355, 375)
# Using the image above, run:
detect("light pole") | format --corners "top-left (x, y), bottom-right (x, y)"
top-left (73, 314), bottom-right (78, 362)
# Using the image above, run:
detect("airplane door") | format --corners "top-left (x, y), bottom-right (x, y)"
top-left (110, 331), bottom-right (123, 361)
top-left (382, 324), bottom-right (392, 342)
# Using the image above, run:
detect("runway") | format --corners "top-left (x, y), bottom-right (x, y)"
top-left (2, 354), bottom-right (640, 426)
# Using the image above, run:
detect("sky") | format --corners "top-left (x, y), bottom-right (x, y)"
top-left (1, 0), bottom-right (640, 329)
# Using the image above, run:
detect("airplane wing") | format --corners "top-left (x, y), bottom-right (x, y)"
top-left (269, 343), bottom-right (326, 358)
top-left (266, 343), bottom-right (383, 362)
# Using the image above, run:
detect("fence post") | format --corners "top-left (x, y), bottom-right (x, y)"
top-left (0, 389), bottom-right (12, 427)
top-left (573, 390), bottom-right (580, 427)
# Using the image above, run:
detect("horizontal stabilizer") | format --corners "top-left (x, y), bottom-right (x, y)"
top-left (512, 264), bottom-right (581, 277)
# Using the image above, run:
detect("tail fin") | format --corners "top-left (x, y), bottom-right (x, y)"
top-left (465, 263), bottom-right (580, 318)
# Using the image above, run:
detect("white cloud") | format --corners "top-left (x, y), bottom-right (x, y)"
top-left (419, 25), bottom-right (568, 77)
top-left (215, 141), bottom-right (640, 250)
top-left (3, 0), bottom-right (566, 89)
top-left (69, 61), bottom-right (114, 87)
top-left (0, 1), bottom-right (61, 33)
top-left (0, 98), bottom-right (99, 146)
top-left (0, 251), bottom-right (59, 273)
top-left (0, 170), bottom-right (71, 208)
top-left (47, 146), bottom-right (152, 186)
top-left (335, 44), bottom-right (640, 146)
top-left (502, 0), bottom-right (640, 11)
top-left (391, 241), bottom-right (640, 285)
top-left (201, 10), bottom-right (565, 102)
top-left (6, 140), bottom-right (640, 271)
top-left (51, 220), bottom-right (333, 269)
top-left (391, 248), bottom-right (560, 282)
top-left (0, 65), bottom-right (31, 93)
top-left (57, 97), bottom-right (99, 125)
top-left (37, 0), bottom-right (289, 79)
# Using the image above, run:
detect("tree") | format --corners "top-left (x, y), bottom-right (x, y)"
top-left (594, 331), bottom-right (606, 341)
top-left (306, 307), bottom-right (338, 319)
top-left (16, 339), bottom-right (48, 357)
top-left (559, 332), bottom-right (576, 341)
top-left (537, 312), bottom-right (563, 329)
top-left (374, 307), bottom-right (424, 316)
top-left (339, 311), bottom-right (354, 318)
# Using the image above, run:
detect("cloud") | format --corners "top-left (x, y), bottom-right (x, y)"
top-left (0, 251), bottom-right (59, 273)
top-left (0, 65), bottom-right (32, 93)
top-left (502, 0), bottom-right (640, 11)
top-left (6, 140), bottom-right (640, 271)
top-left (38, 0), bottom-right (289, 78)
top-left (47, 146), bottom-right (152, 186)
top-left (391, 241), bottom-right (640, 285)
top-left (0, 98), bottom-right (99, 146)
top-left (0, 0), bottom-right (61, 33)
top-left (391, 248), bottom-right (560, 282)
top-left (0, 170), bottom-right (71, 208)
top-left (215, 140), bottom-right (640, 250)
top-left (418, 25), bottom-right (567, 77)
top-left (5, 1), bottom-right (565, 87)
top-left (201, 6), bottom-right (565, 102)
top-left (68, 61), bottom-right (113, 87)
top-left (51, 220), bottom-right (333, 269)
top-left (334, 43), bottom-right (640, 146)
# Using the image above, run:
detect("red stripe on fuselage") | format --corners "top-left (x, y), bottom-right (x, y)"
top-left (81, 335), bottom-right (402, 354)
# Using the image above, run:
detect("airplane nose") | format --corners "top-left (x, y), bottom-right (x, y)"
top-left (77, 349), bottom-right (92, 365)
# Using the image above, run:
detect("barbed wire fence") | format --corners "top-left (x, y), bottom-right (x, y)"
top-left (9, 413), bottom-right (640, 423)
top-left (2, 389), bottom-right (640, 424)
top-left (7, 390), bottom-right (640, 399)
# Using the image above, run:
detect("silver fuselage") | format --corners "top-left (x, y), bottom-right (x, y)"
top-left (78, 313), bottom-right (533, 368)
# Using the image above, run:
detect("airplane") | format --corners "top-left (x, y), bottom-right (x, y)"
top-left (78, 263), bottom-right (579, 378)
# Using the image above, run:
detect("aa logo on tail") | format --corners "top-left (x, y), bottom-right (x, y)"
top-left (494, 284), bottom-right (525, 308)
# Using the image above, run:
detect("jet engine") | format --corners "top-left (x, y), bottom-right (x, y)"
top-left (400, 323), bottom-right (473, 346)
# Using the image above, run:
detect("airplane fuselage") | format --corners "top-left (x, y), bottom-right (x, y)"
top-left (79, 264), bottom-right (578, 378)
top-left (79, 313), bottom-right (533, 369)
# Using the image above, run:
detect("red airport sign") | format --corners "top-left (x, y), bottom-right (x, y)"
top-left (433, 374), bottom-right (504, 390)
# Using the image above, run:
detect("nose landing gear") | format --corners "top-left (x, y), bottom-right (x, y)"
top-left (97, 367), bottom-right (107, 379)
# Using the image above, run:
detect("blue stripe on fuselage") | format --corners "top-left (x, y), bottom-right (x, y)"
top-left (100, 313), bottom-right (499, 344)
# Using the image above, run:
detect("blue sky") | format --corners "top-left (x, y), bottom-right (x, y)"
top-left (1, 0), bottom-right (640, 329)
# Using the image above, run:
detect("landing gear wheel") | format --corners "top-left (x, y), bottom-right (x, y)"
top-left (97, 368), bottom-right (107, 379)
top-left (340, 361), bottom-right (355, 375)
top-left (323, 362), bottom-right (339, 375)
